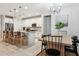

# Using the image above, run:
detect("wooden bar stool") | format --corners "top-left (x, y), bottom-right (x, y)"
top-left (5, 31), bottom-right (9, 43)
top-left (9, 31), bottom-right (14, 44)
top-left (16, 32), bottom-right (21, 45)
top-left (3, 31), bottom-right (6, 41)
top-left (14, 32), bottom-right (18, 45)
top-left (8, 31), bottom-right (12, 43)
top-left (20, 32), bottom-right (24, 45)
top-left (20, 32), bottom-right (28, 45)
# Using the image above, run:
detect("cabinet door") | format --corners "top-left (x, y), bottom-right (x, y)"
top-left (43, 15), bottom-right (51, 35)
top-left (5, 23), bottom-right (14, 31)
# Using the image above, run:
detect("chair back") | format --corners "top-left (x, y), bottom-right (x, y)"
top-left (41, 34), bottom-right (51, 50)
top-left (72, 36), bottom-right (78, 52)
top-left (41, 35), bottom-right (63, 51)
top-left (50, 36), bottom-right (63, 51)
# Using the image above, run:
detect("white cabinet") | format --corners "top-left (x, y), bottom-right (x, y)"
top-left (42, 14), bottom-right (57, 35)
top-left (0, 15), bottom-right (4, 39)
top-left (42, 15), bottom-right (51, 35)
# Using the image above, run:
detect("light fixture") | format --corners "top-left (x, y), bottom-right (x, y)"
top-left (13, 9), bottom-right (17, 18)
top-left (9, 10), bottom-right (12, 15)
top-left (15, 9), bottom-right (19, 13)
top-left (48, 3), bottom-right (62, 14)
top-left (25, 6), bottom-right (28, 10)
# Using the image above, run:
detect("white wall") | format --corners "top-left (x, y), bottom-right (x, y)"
top-left (14, 18), bottom-right (23, 31)
top-left (58, 6), bottom-right (79, 37)
top-left (51, 14), bottom-right (57, 35)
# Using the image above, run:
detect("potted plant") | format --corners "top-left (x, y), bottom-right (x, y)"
top-left (55, 22), bottom-right (65, 34)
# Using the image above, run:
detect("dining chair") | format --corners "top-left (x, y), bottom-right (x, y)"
top-left (41, 35), bottom-right (63, 56)
top-left (64, 36), bottom-right (78, 56)
top-left (41, 34), bottom-right (50, 51)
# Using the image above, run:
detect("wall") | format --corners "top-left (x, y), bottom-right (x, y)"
top-left (58, 6), bottom-right (79, 37)
top-left (14, 18), bottom-right (23, 31)
top-left (51, 14), bottom-right (57, 35)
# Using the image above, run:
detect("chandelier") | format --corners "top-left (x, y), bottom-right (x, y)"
top-left (48, 3), bottom-right (62, 14)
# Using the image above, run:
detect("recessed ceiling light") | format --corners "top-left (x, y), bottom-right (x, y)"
top-left (19, 6), bottom-right (22, 8)
top-left (9, 10), bottom-right (12, 14)
top-left (13, 9), bottom-right (16, 11)
top-left (13, 9), bottom-right (19, 12)
top-left (16, 10), bottom-right (19, 12)
top-left (25, 6), bottom-right (28, 10)
top-left (9, 10), bottom-right (12, 12)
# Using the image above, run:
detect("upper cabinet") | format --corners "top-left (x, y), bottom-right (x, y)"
top-left (42, 15), bottom-right (51, 35)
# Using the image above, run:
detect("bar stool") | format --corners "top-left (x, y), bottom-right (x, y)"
top-left (20, 32), bottom-right (28, 45)
top-left (3, 31), bottom-right (6, 41)
top-left (16, 32), bottom-right (21, 45)
top-left (5, 31), bottom-right (9, 43)
top-left (9, 31), bottom-right (14, 44)
top-left (14, 32), bottom-right (18, 45)
top-left (8, 31), bottom-right (12, 43)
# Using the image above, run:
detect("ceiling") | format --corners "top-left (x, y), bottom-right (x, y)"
top-left (0, 3), bottom-right (79, 18)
